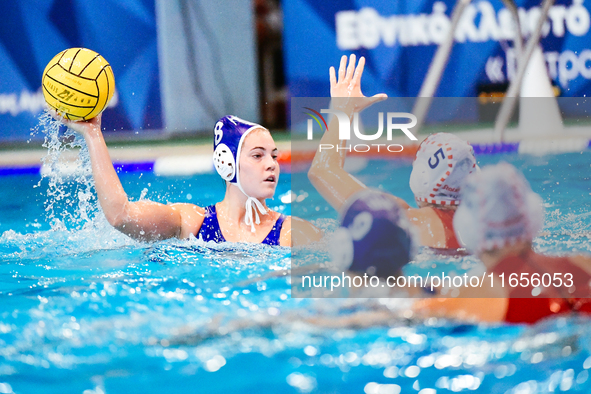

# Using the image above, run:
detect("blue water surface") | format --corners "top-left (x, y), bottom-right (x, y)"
top-left (0, 142), bottom-right (590, 393)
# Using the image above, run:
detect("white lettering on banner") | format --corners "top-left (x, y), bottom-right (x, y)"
top-left (0, 89), bottom-right (119, 117)
top-left (0, 90), bottom-right (45, 116)
top-left (409, 14), bottom-right (430, 46)
top-left (358, 8), bottom-right (381, 49)
top-left (559, 50), bottom-right (581, 86)
top-left (336, 11), bottom-right (359, 49)
top-left (380, 16), bottom-right (398, 47)
top-left (477, 1), bottom-right (502, 41)
top-left (523, 7), bottom-right (552, 38)
top-left (548, 5), bottom-right (567, 36)
top-left (497, 8), bottom-right (517, 40)
top-left (429, 2), bottom-right (450, 44)
top-left (493, 48), bottom-right (591, 88)
top-left (486, 56), bottom-right (505, 83)
top-left (578, 50), bottom-right (591, 78)
top-left (335, 1), bottom-right (591, 50)
top-left (455, 4), bottom-right (480, 43)
top-left (566, 0), bottom-right (591, 35)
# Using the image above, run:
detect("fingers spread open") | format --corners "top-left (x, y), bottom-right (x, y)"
top-left (345, 54), bottom-right (356, 81)
top-left (370, 93), bottom-right (388, 105)
top-left (329, 66), bottom-right (336, 87)
top-left (338, 55), bottom-right (347, 82)
top-left (351, 56), bottom-right (365, 86)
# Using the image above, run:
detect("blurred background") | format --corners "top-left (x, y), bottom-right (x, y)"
top-left (1, 0), bottom-right (591, 145)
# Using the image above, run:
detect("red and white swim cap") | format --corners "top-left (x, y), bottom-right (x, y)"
top-left (453, 162), bottom-right (544, 253)
top-left (409, 133), bottom-right (478, 206)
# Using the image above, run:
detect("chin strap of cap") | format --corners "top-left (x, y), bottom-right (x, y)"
top-left (237, 183), bottom-right (268, 233)
top-left (244, 197), bottom-right (268, 233)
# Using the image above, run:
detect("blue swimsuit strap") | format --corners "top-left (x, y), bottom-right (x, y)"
top-left (198, 205), bottom-right (226, 242)
top-left (261, 213), bottom-right (286, 246)
top-left (198, 205), bottom-right (286, 245)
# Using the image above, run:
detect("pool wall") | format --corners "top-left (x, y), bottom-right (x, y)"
top-left (1, 135), bottom-right (589, 177)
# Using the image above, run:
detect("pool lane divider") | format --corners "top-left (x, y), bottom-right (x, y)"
top-left (0, 139), bottom-right (589, 177)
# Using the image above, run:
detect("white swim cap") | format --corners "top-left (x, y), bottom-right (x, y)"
top-left (409, 133), bottom-right (478, 206)
top-left (453, 162), bottom-right (544, 253)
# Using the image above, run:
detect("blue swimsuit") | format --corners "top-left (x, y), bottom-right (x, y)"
top-left (196, 205), bottom-right (286, 245)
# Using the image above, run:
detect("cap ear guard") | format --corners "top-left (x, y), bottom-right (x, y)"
top-left (213, 143), bottom-right (236, 181)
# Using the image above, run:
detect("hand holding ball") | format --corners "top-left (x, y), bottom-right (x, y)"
top-left (42, 48), bottom-right (115, 121)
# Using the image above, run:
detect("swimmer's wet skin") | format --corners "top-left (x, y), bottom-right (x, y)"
top-left (50, 111), bottom-right (321, 246)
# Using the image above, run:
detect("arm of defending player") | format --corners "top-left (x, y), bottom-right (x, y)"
top-left (308, 55), bottom-right (387, 211)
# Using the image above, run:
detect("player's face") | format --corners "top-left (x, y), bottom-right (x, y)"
top-left (239, 129), bottom-right (279, 199)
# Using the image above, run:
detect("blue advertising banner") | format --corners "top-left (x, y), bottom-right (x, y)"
top-left (0, 0), bottom-right (162, 142)
top-left (283, 0), bottom-right (591, 99)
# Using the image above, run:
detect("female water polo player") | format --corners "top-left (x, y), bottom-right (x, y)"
top-left (417, 163), bottom-right (591, 324)
top-left (308, 55), bottom-right (478, 250)
top-left (50, 112), bottom-right (321, 246)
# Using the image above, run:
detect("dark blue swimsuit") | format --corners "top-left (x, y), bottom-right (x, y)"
top-left (196, 205), bottom-right (286, 245)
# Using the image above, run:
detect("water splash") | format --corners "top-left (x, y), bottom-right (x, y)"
top-left (33, 111), bottom-right (99, 231)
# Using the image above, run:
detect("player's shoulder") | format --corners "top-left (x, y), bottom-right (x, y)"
top-left (407, 205), bottom-right (439, 222)
top-left (284, 215), bottom-right (320, 229)
top-left (170, 203), bottom-right (207, 239)
top-left (170, 203), bottom-right (206, 215)
top-left (280, 216), bottom-right (323, 247)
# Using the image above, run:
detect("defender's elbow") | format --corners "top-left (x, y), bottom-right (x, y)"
top-left (308, 166), bottom-right (322, 186)
top-left (108, 215), bottom-right (126, 230)
top-left (307, 167), bottom-right (316, 183)
top-left (105, 205), bottom-right (131, 231)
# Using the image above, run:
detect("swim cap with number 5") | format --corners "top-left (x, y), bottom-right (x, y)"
top-left (409, 133), bottom-right (478, 206)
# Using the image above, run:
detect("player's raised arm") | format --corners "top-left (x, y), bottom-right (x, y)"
top-left (308, 55), bottom-right (387, 211)
top-left (49, 111), bottom-right (189, 241)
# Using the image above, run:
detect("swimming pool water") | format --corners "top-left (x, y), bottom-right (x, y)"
top-left (0, 141), bottom-right (590, 393)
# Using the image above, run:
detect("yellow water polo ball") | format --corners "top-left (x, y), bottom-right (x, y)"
top-left (42, 48), bottom-right (116, 121)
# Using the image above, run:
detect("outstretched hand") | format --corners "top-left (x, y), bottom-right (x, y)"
top-left (47, 108), bottom-right (102, 137)
top-left (329, 54), bottom-right (387, 112)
